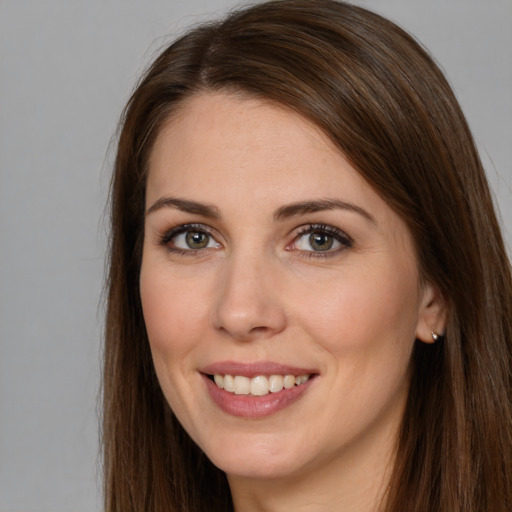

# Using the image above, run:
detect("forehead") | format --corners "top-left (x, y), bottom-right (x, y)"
top-left (148, 92), bottom-right (357, 197)
top-left (151, 93), bottom-right (333, 166)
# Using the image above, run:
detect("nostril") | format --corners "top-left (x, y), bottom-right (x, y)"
top-left (249, 325), bottom-right (271, 334)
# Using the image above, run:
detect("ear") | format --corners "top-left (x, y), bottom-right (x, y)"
top-left (415, 282), bottom-right (447, 344)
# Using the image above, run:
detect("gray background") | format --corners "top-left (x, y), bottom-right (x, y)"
top-left (1, 1), bottom-right (510, 511)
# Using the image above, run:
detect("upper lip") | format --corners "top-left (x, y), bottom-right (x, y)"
top-left (200, 360), bottom-right (318, 378)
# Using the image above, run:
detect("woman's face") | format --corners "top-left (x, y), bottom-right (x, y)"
top-left (140, 92), bottom-right (443, 483)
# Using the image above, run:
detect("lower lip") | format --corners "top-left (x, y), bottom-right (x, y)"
top-left (202, 374), bottom-right (315, 418)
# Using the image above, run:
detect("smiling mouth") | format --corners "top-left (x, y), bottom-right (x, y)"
top-left (209, 373), bottom-right (312, 396)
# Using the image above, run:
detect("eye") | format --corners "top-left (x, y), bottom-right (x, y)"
top-left (159, 224), bottom-right (221, 253)
top-left (296, 231), bottom-right (339, 252)
top-left (290, 224), bottom-right (352, 255)
top-left (174, 230), bottom-right (216, 250)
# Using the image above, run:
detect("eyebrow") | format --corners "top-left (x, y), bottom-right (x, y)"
top-left (274, 199), bottom-right (376, 224)
top-left (146, 197), bottom-right (220, 218)
top-left (146, 196), bottom-right (375, 224)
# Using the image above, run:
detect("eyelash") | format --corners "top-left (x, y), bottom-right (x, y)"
top-left (157, 223), bottom-right (353, 257)
top-left (158, 223), bottom-right (218, 257)
top-left (290, 224), bottom-right (353, 258)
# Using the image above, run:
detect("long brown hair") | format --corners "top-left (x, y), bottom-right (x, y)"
top-left (103, 1), bottom-right (512, 510)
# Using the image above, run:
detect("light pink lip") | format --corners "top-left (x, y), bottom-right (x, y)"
top-left (200, 360), bottom-right (318, 378)
top-left (202, 373), bottom-right (317, 418)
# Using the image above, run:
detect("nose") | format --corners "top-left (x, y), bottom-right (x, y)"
top-left (212, 253), bottom-right (287, 341)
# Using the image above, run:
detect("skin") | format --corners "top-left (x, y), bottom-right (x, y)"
top-left (140, 92), bottom-right (446, 512)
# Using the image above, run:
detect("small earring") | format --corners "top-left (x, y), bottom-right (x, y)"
top-left (431, 330), bottom-right (440, 342)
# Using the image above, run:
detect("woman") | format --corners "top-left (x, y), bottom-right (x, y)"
top-left (103, 0), bottom-right (512, 510)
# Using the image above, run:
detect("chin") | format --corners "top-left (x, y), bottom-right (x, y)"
top-left (200, 431), bottom-right (311, 480)
top-left (213, 455), bottom-right (303, 481)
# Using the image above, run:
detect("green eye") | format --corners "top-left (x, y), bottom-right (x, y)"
top-left (308, 232), bottom-right (334, 251)
top-left (295, 230), bottom-right (341, 252)
top-left (185, 231), bottom-right (210, 249)
top-left (292, 224), bottom-right (352, 255)
top-left (164, 226), bottom-right (220, 252)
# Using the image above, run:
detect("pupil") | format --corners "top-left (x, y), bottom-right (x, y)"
top-left (186, 231), bottom-right (208, 249)
top-left (310, 232), bottom-right (333, 251)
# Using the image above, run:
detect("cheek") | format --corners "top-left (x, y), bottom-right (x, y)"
top-left (139, 261), bottom-right (209, 428)
top-left (139, 262), bottom-right (207, 359)
top-left (292, 262), bottom-right (421, 356)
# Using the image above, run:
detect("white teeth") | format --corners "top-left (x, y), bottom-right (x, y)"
top-left (268, 375), bottom-right (284, 393)
top-left (212, 373), bottom-right (311, 395)
top-left (250, 376), bottom-right (269, 396)
top-left (283, 375), bottom-right (296, 389)
top-left (233, 376), bottom-right (251, 395)
top-left (214, 374), bottom-right (224, 388)
top-left (223, 374), bottom-right (235, 392)
top-left (296, 375), bottom-right (309, 384)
